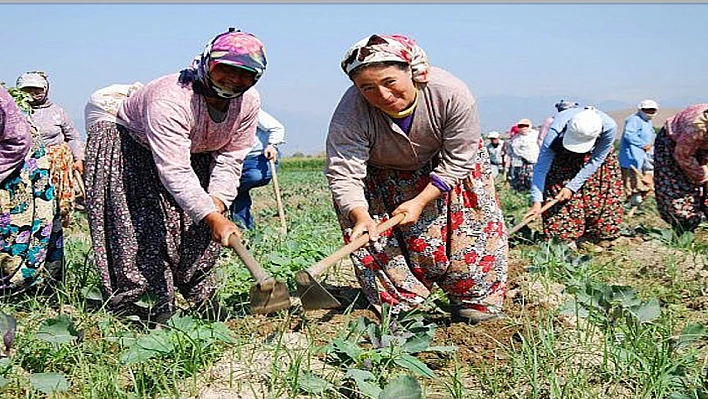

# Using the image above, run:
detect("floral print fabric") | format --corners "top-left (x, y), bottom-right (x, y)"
top-left (334, 143), bottom-right (508, 314)
top-left (84, 121), bottom-right (222, 319)
top-left (655, 128), bottom-right (708, 231)
top-left (340, 34), bottom-right (430, 83)
top-left (1, 135), bottom-right (63, 296)
top-left (46, 143), bottom-right (75, 227)
top-left (542, 150), bottom-right (624, 242)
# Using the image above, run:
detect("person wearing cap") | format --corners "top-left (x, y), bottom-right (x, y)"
top-left (327, 34), bottom-right (508, 324)
top-left (0, 86), bottom-right (63, 297)
top-left (485, 131), bottom-right (505, 178)
top-left (619, 100), bottom-right (658, 206)
top-left (525, 107), bottom-right (624, 244)
top-left (16, 71), bottom-right (84, 228)
top-left (654, 104), bottom-right (708, 232)
top-left (538, 100), bottom-right (579, 146)
top-left (83, 29), bottom-right (267, 323)
top-left (506, 118), bottom-right (540, 191)
top-left (229, 109), bottom-right (285, 229)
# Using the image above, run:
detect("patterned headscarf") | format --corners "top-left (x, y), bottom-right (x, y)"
top-left (341, 34), bottom-right (431, 83)
top-left (180, 28), bottom-right (267, 99)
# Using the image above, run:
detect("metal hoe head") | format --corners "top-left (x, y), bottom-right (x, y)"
top-left (249, 279), bottom-right (291, 315)
top-left (295, 270), bottom-right (342, 311)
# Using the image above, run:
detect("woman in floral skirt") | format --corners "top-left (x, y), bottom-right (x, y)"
top-left (325, 34), bottom-right (508, 324)
top-left (654, 104), bottom-right (708, 232)
top-left (525, 107), bottom-right (624, 244)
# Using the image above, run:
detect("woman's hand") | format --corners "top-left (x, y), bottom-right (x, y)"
top-left (263, 145), bottom-right (278, 161)
top-left (204, 212), bottom-right (242, 247)
top-left (73, 159), bottom-right (84, 174)
top-left (349, 207), bottom-right (379, 242)
top-left (392, 198), bottom-right (424, 226)
top-left (524, 202), bottom-right (543, 221)
top-left (211, 196), bottom-right (227, 214)
top-left (555, 187), bottom-right (574, 202)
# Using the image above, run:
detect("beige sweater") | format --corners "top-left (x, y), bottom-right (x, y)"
top-left (325, 67), bottom-right (480, 216)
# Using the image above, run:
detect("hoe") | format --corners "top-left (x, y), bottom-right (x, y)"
top-left (296, 213), bottom-right (405, 311)
top-left (228, 234), bottom-right (291, 314)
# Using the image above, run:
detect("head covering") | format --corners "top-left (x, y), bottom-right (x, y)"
top-left (341, 34), bottom-right (430, 83)
top-left (179, 28), bottom-right (267, 99)
top-left (555, 99), bottom-right (579, 112)
top-left (563, 108), bottom-right (603, 153)
top-left (637, 99), bottom-right (658, 110)
top-left (16, 71), bottom-right (50, 106)
top-left (487, 131), bottom-right (500, 139)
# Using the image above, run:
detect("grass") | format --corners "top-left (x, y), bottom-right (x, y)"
top-left (0, 159), bottom-right (706, 398)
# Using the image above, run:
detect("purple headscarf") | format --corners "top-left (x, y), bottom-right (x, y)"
top-left (180, 28), bottom-right (267, 99)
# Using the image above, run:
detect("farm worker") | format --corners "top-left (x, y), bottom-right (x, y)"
top-left (538, 99), bottom-right (579, 146)
top-left (229, 109), bottom-right (285, 229)
top-left (525, 107), bottom-right (624, 244)
top-left (83, 28), bottom-right (267, 323)
top-left (654, 104), bottom-right (708, 232)
top-left (16, 71), bottom-right (84, 227)
top-left (618, 99), bottom-right (658, 206)
top-left (326, 34), bottom-right (508, 324)
top-left (0, 85), bottom-right (63, 297)
top-left (506, 118), bottom-right (539, 192)
top-left (485, 131), bottom-right (505, 178)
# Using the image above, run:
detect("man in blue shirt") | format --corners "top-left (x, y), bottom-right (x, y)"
top-left (229, 109), bottom-right (286, 229)
top-left (618, 100), bottom-right (658, 205)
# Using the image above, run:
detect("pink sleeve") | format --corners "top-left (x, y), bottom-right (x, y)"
top-left (673, 128), bottom-right (708, 183)
top-left (207, 97), bottom-right (260, 209)
top-left (145, 99), bottom-right (217, 222)
top-left (0, 90), bottom-right (33, 182)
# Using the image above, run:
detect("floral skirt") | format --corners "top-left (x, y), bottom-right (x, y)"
top-left (0, 139), bottom-right (63, 296)
top-left (334, 143), bottom-right (508, 314)
top-left (542, 151), bottom-right (624, 242)
top-left (47, 143), bottom-right (76, 227)
top-left (84, 121), bottom-right (221, 318)
top-left (654, 128), bottom-right (708, 231)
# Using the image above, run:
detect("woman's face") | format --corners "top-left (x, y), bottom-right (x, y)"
top-left (352, 65), bottom-right (416, 114)
top-left (209, 63), bottom-right (257, 95)
top-left (21, 87), bottom-right (46, 103)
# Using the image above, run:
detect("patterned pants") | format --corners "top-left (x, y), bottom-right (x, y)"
top-left (46, 143), bottom-right (76, 227)
top-left (509, 161), bottom-right (534, 192)
top-left (84, 121), bottom-right (221, 318)
top-left (542, 151), bottom-right (624, 242)
top-left (334, 144), bottom-right (508, 314)
top-left (1, 137), bottom-right (63, 296)
top-left (655, 128), bottom-right (708, 231)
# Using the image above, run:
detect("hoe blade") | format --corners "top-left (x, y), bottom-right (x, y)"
top-left (295, 270), bottom-right (341, 311)
top-left (249, 280), bottom-right (291, 315)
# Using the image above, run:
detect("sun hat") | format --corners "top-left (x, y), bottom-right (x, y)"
top-left (562, 109), bottom-right (603, 153)
top-left (516, 118), bottom-right (532, 127)
top-left (16, 71), bottom-right (48, 89)
top-left (637, 99), bottom-right (658, 111)
top-left (487, 131), bottom-right (500, 139)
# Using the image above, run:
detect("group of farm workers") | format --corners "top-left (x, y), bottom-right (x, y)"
top-left (2, 29), bottom-right (706, 326)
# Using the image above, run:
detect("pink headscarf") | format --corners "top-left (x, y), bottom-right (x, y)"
top-left (340, 34), bottom-right (431, 83)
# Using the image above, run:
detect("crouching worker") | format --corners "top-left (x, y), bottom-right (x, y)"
top-left (326, 34), bottom-right (508, 324)
top-left (525, 107), bottom-right (624, 245)
top-left (0, 86), bottom-right (63, 297)
top-left (83, 28), bottom-right (267, 323)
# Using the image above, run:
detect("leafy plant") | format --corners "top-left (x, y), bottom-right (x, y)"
top-left (318, 307), bottom-right (455, 398)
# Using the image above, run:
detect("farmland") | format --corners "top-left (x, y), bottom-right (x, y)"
top-left (1, 157), bottom-right (707, 399)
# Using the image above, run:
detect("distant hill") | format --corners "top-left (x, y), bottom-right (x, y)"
top-left (605, 108), bottom-right (682, 131)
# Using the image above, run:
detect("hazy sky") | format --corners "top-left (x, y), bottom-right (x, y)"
top-left (2, 3), bottom-right (705, 154)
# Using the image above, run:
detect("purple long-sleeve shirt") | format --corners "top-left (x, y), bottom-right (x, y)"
top-left (0, 87), bottom-right (33, 183)
top-left (117, 73), bottom-right (260, 222)
top-left (30, 102), bottom-right (84, 160)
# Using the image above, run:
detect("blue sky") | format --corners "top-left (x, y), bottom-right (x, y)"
top-left (2, 3), bottom-right (705, 154)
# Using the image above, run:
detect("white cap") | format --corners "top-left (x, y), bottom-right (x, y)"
top-left (487, 131), bottom-right (500, 139)
top-left (16, 72), bottom-right (48, 90)
top-left (637, 99), bottom-right (658, 110)
top-left (563, 109), bottom-right (603, 153)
